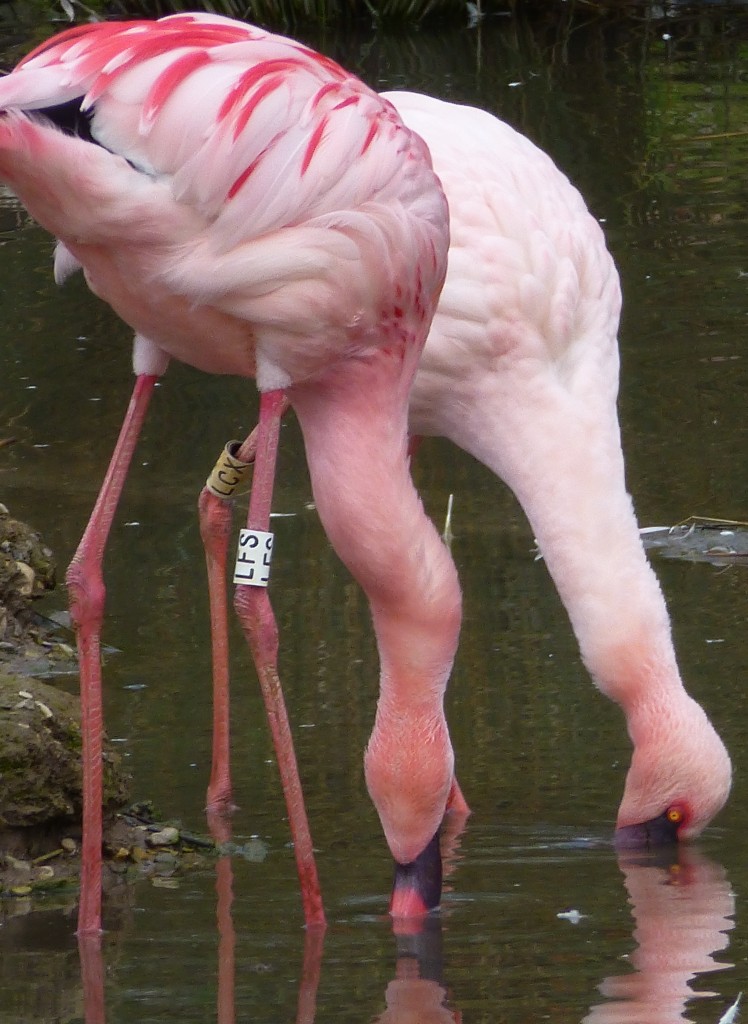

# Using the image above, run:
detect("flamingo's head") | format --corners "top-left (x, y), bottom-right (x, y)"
top-left (614, 694), bottom-right (731, 848)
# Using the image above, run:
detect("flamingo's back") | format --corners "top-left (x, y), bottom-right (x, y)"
top-left (0, 17), bottom-right (448, 386)
top-left (385, 91), bottom-right (621, 448)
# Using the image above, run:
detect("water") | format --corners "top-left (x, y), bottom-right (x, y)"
top-left (1, 4), bottom-right (748, 1021)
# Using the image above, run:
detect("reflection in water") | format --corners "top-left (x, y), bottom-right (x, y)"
top-left (72, 843), bottom-right (736, 1024)
top-left (78, 934), bottom-right (105, 1024)
top-left (216, 855), bottom-right (236, 1024)
top-left (211, 814), bottom-right (329, 1024)
top-left (585, 847), bottom-right (735, 1024)
top-left (208, 809), bottom-right (327, 1024)
top-left (440, 802), bottom-right (470, 903)
top-left (378, 918), bottom-right (457, 1024)
top-left (216, 859), bottom-right (325, 1024)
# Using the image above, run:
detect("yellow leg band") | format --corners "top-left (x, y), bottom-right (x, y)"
top-left (205, 441), bottom-right (253, 499)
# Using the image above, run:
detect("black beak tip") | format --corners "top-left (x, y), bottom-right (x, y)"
top-left (614, 811), bottom-right (681, 850)
top-left (390, 831), bottom-right (442, 919)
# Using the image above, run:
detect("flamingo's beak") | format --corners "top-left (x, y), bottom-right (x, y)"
top-left (389, 830), bottom-right (442, 919)
top-left (614, 811), bottom-right (681, 849)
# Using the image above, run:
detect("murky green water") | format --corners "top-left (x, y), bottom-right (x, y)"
top-left (1, 4), bottom-right (748, 1022)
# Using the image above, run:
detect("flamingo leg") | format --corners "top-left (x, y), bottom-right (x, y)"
top-left (199, 486), bottom-right (236, 812)
top-left (199, 397), bottom-right (289, 812)
top-left (296, 925), bottom-right (325, 1024)
top-left (446, 778), bottom-right (469, 817)
top-left (199, 434), bottom-right (258, 812)
top-left (66, 372), bottom-right (159, 936)
top-left (232, 389), bottom-right (326, 929)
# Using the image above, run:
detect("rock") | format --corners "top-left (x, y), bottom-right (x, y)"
top-left (0, 508), bottom-right (55, 643)
top-left (12, 562), bottom-right (35, 598)
top-left (0, 804), bottom-right (217, 919)
top-left (147, 826), bottom-right (180, 847)
top-left (153, 851), bottom-right (177, 866)
top-left (0, 508), bottom-right (79, 678)
top-left (4, 856), bottom-right (30, 874)
top-left (0, 675), bottom-right (129, 827)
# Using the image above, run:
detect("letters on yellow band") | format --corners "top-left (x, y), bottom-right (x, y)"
top-left (205, 441), bottom-right (253, 499)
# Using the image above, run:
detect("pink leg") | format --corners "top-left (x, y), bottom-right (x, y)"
top-left (446, 778), bottom-right (470, 817)
top-left (199, 486), bottom-right (235, 811)
top-left (233, 390), bottom-right (326, 929)
top-left (199, 395), bottom-right (289, 810)
top-left (67, 373), bottom-right (158, 936)
top-left (199, 433), bottom-right (259, 811)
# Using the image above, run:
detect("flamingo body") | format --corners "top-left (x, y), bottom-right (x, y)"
top-left (386, 91), bottom-right (731, 840)
top-left (0, 15), bottom-right (461, 927)
top-left (0, 17), bottom-right (447, 388)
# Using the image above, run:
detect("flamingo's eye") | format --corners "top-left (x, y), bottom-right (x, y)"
top-left (666, 806), bottom-right (684, 825)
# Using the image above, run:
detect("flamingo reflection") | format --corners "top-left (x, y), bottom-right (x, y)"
top-left (379, 917), bottom-right (459, 1024)
top-left (75, 839), bottom-right (736, 1023)
top-left (77, 934), bottom-right (106, 1024)
top-left (209, 811), bottom-right (326, 1024)
top-left (584, 846), bottom-right (735, 1023)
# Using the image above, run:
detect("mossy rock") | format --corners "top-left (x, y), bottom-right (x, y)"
top-left (0, 675), bottom-right (129, 827)
top-left (0, 504), bottom-right (56, 645)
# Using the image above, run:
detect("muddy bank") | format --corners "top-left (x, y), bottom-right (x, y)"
top-left (0, 508), bottom-right (218, 916)
top-left (0, 671), bottom-right (217, 914)
top-left (0, 505), bottom-right (128, 848)
top-left (0, 802), bottom-right (217, 922)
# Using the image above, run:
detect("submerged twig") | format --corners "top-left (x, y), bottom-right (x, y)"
top-left (716, 992), bottom-right (741, 1024)
top-left (32, 848), bottom-right (64, 866)
top-left (682, 131), bottom-right (748, 144)
top-left (674, 515), bottom-right (748, 531)
top-left (442, 492), bottom-right (454, 550)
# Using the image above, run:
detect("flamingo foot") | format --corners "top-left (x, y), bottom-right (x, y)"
top-left (389, 831), bottom-right (442, 920)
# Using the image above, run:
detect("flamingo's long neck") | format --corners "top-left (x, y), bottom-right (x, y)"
top-left (290, 349), bottom-right (462, 866)
top-left (512, 415), bottom-right (681, 709)
top-left (432, 358), bottom-right (684, 716)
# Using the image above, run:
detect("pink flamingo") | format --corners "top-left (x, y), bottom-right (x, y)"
top-left (0, 15), bottom-right (731, 935)
top-left (0, 14), bottom-right (461, 933)
top-left (385, 91), bottom-right (731, 847)
top-left (197, 84), bottom-right (731, 922)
